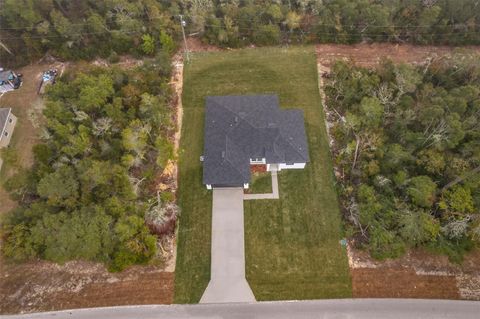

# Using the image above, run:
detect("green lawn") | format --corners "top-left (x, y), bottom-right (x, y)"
top-left (174, 46), bottom-right (352, 303)
top-left (247, 172), bottom-right (272, 194)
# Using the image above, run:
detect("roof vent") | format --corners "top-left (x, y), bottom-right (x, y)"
top-left (221, 151), bottom-right (225, 159)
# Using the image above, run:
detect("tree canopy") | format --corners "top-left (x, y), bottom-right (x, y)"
top-left (326, 52), bottom-right (480, 261)
top-left (1, 61), bottom-right (176, 271)
top-left (2, 1), bottom-right (480, 67)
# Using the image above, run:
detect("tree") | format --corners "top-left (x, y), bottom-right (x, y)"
top-left (359, 97), bottom-right (384, 128)
top-left (111, 215), bottom-right (157, 271)
top-left (398, 209), bottom-right (440, 245)
top-left (159, 31), bottom-right (175, 54)
top-left (439, 185), bottom-right (475, 214)
top-left (141, 34), bottom-right (155, 55)
top-left (407, 176), bottom-right (437, 208)
top-left (416, 149), bottom-right (445, 175)
top-left (2, 223), bottom-right (37, 262)
top-left (31, 209), bottom-right (114, 263)
top-left (37, 166), bottom-right (79, 207)
top-left (285, 11), bottom-right (301, 31)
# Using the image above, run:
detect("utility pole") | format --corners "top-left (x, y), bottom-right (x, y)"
top-left (179, 15), bottom-right (190, 63)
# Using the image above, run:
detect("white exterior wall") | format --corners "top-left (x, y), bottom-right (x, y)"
top-left (278, 162), bottom-right (306, 171)
top-left (250, 158), bottom-right (266, 164)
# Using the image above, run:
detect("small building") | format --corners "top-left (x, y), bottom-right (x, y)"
top-left (202, 95), bottom-right (309, 189)
top-left (0, 108), bottom-right (17, 148)
top-left (0, 69), bottom-right (22, 93)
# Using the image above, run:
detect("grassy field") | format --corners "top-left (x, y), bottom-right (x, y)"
top-left (174, 46), bottom-right (352, 303)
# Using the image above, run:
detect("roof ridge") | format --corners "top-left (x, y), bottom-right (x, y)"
top-left (224, 136), bottom-right (248, 181)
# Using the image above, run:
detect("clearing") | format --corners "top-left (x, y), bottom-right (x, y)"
top-left (174, 46), bottom-right (352, 302)
top-left (316, 43), bottom-right (480, 300)
top-left (0, 63), bottom-right (50, 213)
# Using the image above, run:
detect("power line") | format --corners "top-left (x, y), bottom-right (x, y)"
top-left (2, 22), bottom-right (480, 42)
top-left (1, 11), bottom-right (480, 32)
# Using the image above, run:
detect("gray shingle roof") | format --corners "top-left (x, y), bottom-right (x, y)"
top-left (203, 95), bottom-right (309, 186)
top-left (0, 108), bottom-right (11, 135)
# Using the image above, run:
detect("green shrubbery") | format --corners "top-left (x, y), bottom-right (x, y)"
top-left (326, 52), bottom-right (480, 261)
top-left (1, 62), bottom-right (175, 271)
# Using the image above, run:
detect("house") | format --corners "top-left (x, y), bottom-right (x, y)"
top-left (0, 69), bottom-right (22, 93)
top-left (202, 95), bottom-right (309, 189)
top-left (0, 108), bottom-right (17, 148)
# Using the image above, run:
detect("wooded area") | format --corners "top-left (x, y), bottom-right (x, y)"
top-left (325, 52), bottom-right (480, 261)
top-left (1, 60), bottom-right (177, 271)
top-left (2, 1), bottom-right (480, 68)
top-left (0, 0), bottom-right (177, 67)
top-left (200, 0), bottom-right (480, 47)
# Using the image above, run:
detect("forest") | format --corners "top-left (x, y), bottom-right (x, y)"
top-left (1, 59), bottom-right (177, 271)
top-left (325, 52), bottom-right (480, 261)
top-left (2, 0), bottom-right (480, 67)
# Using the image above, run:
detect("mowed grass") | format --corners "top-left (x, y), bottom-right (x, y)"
top-left (174, 46), bottom-right (351, 303)
top-left (247, 172), bottom-right (272, 194)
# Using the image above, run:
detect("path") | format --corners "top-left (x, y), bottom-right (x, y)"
top-left (200, 188), bottom-right (255, 303)
top-left (5, 299), bottom-right (480, 319)
top-left (244, 170), bottom-right (279, 200)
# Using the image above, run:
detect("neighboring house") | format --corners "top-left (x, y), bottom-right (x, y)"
top-left (0, 69), bottom-right (22, 93)
top-left (202, 95), bottom-right (309, 189)
top-left (0, 108), bottom-right (17, 148)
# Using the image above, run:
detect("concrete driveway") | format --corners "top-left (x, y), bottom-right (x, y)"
top-left (200, 188), bottom-right (255, 303)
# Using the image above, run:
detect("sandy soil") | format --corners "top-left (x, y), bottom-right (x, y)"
top-left (316, 43), bottom-right (480, 67)
top-left (0, 259), bottom-right (173, 314)
top-left (0, 63), bottom-right (53, 214)
top-left (316, 43), bottom-right (480, 301)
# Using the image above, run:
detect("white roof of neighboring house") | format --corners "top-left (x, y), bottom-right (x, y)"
top-left (0, 108), bottom-right (12, 137)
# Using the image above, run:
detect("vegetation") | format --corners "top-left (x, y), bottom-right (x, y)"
top-left (1, 0), bottom-right (177, 67)
top-left (175, 47), bottom-right (351, 302)
top-left (1, 59), bottom-right (177, 271)
top-left (325, 52), bottom-right (480, 261)
top-left (2, 1), bottom-right (480, 68)
top-left (191, 0), bottom-right (480, 47)
top-left (247, 172), bottom-right (272, 194)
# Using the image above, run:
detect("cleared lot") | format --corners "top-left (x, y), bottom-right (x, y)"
top-left (174, 46), bottom-right (352, 302)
